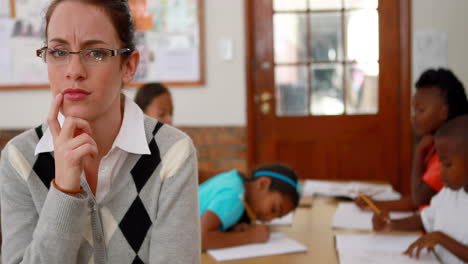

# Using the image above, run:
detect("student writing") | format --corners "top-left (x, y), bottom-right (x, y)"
top-left (356, 68), bottom-right (468, 211)
top-left (199, 164), bottom-right (300, 250)
top-left (373, 115), bottom-right (468, 263)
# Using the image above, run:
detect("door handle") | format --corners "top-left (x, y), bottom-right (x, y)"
top-left (254, 92), bottom-right (273, 115)
top-left (260, 92), bottom-right (272, 102)
top-left (260, 102), bottom-right (271, 115)
top-left (254, 92), bottom-right (273, 104)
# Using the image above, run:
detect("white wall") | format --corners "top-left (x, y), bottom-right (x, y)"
top-left (412, 0), bottom-right (468, 88)
top-left (1, 0), bottom-right (467, 129)
top-left (0, 0), bottom-right (246, 129)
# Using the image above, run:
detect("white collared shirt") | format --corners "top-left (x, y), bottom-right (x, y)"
top-left (35, 95), bottom-right (151, 203)
top-left (421, 187), bottom-right (468, 264)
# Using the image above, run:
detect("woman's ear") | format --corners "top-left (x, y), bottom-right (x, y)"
top-left (121, 50), bottom-right (140, 84)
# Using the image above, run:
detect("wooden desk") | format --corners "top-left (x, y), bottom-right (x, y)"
top-left (202, 197), bottom-right (340, 264)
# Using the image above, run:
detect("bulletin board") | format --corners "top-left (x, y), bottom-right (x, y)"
top-left (0, 0), bottom-right (204, 90)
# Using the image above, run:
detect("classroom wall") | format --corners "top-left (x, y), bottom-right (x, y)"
top-left (412, 0), bottom-right (468, 88)
top-left (0, 0), bottom-right (246, 129)
top-left (0, 0), bottom-right (468, 129)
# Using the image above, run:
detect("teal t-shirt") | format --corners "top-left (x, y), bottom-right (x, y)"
top-left (199, 170), bottom-right (246, 231)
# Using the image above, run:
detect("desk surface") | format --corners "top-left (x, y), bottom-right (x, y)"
top-left (201, 197), bottom-right (421, 264)
top-left (202, 197), bottom-right (339, 264)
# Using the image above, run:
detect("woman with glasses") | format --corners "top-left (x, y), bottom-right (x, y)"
top-left (0, 1), bottom-right (200, 263)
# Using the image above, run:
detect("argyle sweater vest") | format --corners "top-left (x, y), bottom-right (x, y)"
top-left (0, 117), bottom-right (201, 264)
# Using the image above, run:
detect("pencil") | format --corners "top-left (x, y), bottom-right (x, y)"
top-left (351, 188), bottom-right (385, 197)
top-left (358, 192), bottom-right (391, 223)
top-left (241, 199), bottom-right (257, 224)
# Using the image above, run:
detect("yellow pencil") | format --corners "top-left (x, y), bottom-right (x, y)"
top-left (358, 192), bottom-right (391, 223)
top-left (241, 199), bottom-right (257, 224)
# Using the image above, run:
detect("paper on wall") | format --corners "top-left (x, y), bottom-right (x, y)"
top-left (0, 0), bottom-right (10, 17)
top-left (413, 31), bottom-right (448, 85)
top-left (0, 17), bottom-right (13, 83)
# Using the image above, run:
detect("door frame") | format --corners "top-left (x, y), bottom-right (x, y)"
top-left (245, 0), bottom-right (413, 193)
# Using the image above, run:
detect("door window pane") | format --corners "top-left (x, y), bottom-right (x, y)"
top-left (309, 0), bottom-right (342, 10)
top-left (274, 14), bottom-right (308, 63)
top-left (345, 62), bottom-right (379, 114)
top-left (345, 0), bottom-right (378, 9)
top-left (310, 64), bottom-right (344, 115)
top-left (275, 66), bottom-right (309, 116)
top-left (272, 2), bottom-right (380, 117)
top-left (310, 13), bottom-right (342, 62)
top-left (274, 0), bottom-right (308, 11)
top-left (346, 10), bottom-right (379, 62)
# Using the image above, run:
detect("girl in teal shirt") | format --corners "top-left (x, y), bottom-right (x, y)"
top-left (199, 163), bottom-right (300, 249)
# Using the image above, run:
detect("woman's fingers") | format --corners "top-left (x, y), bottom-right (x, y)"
top-left (47, 93), bottom-right (63, 139)
top-left (65, 133), bottom-right (98, 158)
top-left (51, 109), bottom-right (97, 192)
top-left (65, 143), bottom-right (98, 164)
top-left (60, 116), bottom-right (93, 140)
top-left (47, 94), bottom-right (93, 141)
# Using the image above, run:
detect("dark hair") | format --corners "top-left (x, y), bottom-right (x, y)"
top-left (44, 0), bottom-right (135, 60)
top-left (435, 114), bottom-right (468, 155)
top-left (134, 83), bottom-right (170, 112)
top-left (415, 68), bottom-right (468, 121)
top-left (247, 163), bottom-right (300, 208)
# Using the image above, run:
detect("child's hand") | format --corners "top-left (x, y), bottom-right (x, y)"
top-left (372, 210), bottom-right (391, 231)
top-left (248, 224), bottom-right (270, 243)
top-left (403, 232), bottom-right (442, 259)
top-left (354, 195), bottom-right (372, 211)
top-left (416, 135), bottom-right (434, 156)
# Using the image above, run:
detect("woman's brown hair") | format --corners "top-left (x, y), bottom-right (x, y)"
top-left (44, 0), bottom-right (136, 60)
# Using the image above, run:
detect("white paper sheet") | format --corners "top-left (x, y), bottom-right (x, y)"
top-left (11, 36), bottom-right (48, 84)
top-left (336, 234), bottom-right (440, 264)
top-left (266, 212), bottom-right (293, 226)
top-left (0, 0), bottom-right (10, 17)
top-left (14, 0), bottom-right (51, 19)
top-left (302, 180), bottom-right (401, 201)
top-left (413, 31), bottom-right (448, 85)
top-left (151, 47), bottom-right (200, 82)
top-left (338, 250), bottom-right (440, 264)
top-left (332, 203), bottom-right (414, 231)
top-left (207, 232), bottom-right (307, 261)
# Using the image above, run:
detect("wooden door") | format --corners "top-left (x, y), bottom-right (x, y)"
top-left (246, 0), bottom-right (412, 192)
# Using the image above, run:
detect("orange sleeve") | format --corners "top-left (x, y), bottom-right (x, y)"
top-left (422, 153), bottom-right (444, 192)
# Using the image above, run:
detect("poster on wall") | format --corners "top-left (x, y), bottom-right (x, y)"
top-left (0, 0), bottom-right (204, 88)
top-left (0, 17), bottom-right (14, 83)
top-left (412, 31), bottom-right (448, 84)
top-left (0, 0), bottom-right (10, 17)
top-left (131, 0), bottom-right (201, 83)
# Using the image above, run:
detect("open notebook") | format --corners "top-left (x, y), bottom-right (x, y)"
top-left (302, 180), bottom-right (401, 201)
top-left (335, 234), bottom-right (440, 264)
top-left (332, 202), bottom-right (414, 231)
top-left (207, 232), bottom-right (307, 261)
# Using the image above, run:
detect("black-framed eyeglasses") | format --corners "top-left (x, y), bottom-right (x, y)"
top-left (36, 47), bottom-right (133, 66)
